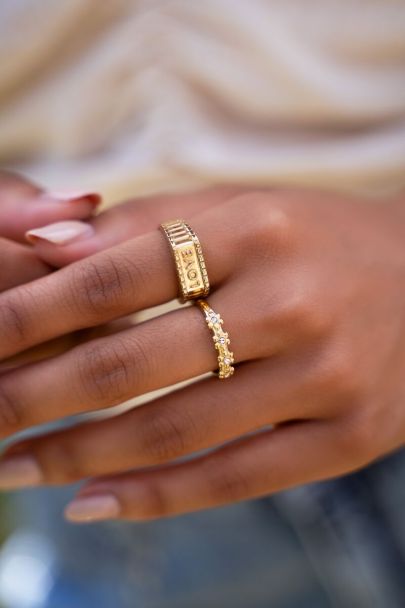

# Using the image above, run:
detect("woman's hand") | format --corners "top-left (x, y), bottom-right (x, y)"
top-left (1, 187), bottom-right (405, 524)
top-left (0, 171), bottom-right (100, 244)
top-left (0, 171), bottom-right (101, 367)
top-left (0, 170), bottom-right (99, 287)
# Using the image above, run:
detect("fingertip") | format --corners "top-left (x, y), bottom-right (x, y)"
top-left (41, 190), bottom-right (102, 209)
top-left (25, 220), bottom-right (94, 246)
top-left (25, 221), bottom-right (103, 267)
top-left (64, 493), bottom-right (121, 524)
top-left (33, 191), bottom-right (102, 224)
top-left (1, 190), bottom-right (102, 242)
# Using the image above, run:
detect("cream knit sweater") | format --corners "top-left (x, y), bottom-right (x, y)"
top-left (0, 0), bottom-right (404, 204)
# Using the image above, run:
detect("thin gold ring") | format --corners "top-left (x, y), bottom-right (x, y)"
top-left (197, 299), bottom-right (235, 379)
top-left (161, 219), bottom-right (210, 302)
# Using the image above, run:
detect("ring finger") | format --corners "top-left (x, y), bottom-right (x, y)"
top-left (0, 279), bottom-right (264, 438)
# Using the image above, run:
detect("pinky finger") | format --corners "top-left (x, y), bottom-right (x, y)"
top-left (64, 419), bottom-right (359, 523)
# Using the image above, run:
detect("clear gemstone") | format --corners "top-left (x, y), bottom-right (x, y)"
top-left (224, 357), bottom-right (231, 365)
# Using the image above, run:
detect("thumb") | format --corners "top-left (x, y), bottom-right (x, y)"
top-left (25, 187), bottom-right (236, 267)
top-left (0, 171), bottom-right (101, 242)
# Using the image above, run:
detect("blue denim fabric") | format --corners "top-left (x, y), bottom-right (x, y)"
top-left (6, 449), bottom-right (405, 608)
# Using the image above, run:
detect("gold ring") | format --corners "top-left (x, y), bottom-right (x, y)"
top-left (161, 219), bottom-right (210, 302)
top-left (197, 299), bottom-right (235, 379)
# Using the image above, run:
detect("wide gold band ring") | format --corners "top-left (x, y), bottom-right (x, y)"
top-left (161, 219), bottom-right (210, 302)
top-left (197, 299), bottom-right (235, 379)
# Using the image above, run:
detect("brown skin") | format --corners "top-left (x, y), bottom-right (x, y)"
top-left (0, 170), bottom-right (102, 289)
top-left (0, 172), bottom-right (52, 288)
top-left (0, 172), bottom-right (100, 367)
top-left (2, 187), bottom-right (405, 521)
top-left (0, 171), bottom-right (100, 243)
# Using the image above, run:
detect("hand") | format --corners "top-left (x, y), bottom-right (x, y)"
top-left (0, 170), bottom-right (100, 244)
top-left (1, 187), bottom-right (405, 525)
top-left (0, 171), bottom-right (101, 366)
top-left (0, 170), bottom-right (99, 287)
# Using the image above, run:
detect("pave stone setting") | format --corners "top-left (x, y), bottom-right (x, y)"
top-left (197, 300), bottom-right (235, 379)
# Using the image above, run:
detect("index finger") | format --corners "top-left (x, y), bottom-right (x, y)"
top-left (0, 215), bottom-right (233, 361)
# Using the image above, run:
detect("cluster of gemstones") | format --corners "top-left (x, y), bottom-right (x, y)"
top-left (206, 310), bottom-right (235, 379)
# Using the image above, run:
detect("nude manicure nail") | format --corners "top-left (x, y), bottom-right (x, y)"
top-left (43, 190), bottom-right (101, 207)
top-left (26, 221), bottom-right (94, 245)
top-left (0, 455), bottom-right (43, 489)
top-left (64, 494), bottom-right (121, 523)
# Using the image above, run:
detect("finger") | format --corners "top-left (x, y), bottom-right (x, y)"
top-left (0, 356), bottom-right (319, 487)
top-left (0, 238), bottom-right (50, 291)
top-left (63, 421), bottom-right (354, 522)
top-left (0, 171), bottom-right (101, 241)
top-left (1, 318), bottom-right (137, 374)
top-left (0, 204), bottom-right (237, 360)
top-left (25, 187), bottom-right (239, 267)
top-left (0, 287), bottom-right (254, 437)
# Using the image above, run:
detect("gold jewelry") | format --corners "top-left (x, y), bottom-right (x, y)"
top-left (197, 299), bottom-right (235, 379)
top-left (161, 219), bottom-right (210, 302)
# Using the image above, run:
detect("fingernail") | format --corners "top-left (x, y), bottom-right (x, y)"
top-left (43, 190), bottom-right (101, 207)
top-left (64, 494), bottom-right (121, 523)
top-left (26, 220), bottom-right (94, 245)
top-left (0, 455), bottom-right (42, 489)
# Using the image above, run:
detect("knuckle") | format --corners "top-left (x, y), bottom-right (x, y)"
top-left (140, 408), bottom-right (188, 464)
top-left (0, 297), bottom-right (29, 344)
top-left (232, 192), bottom-right (294, 256)
top-left (126, 332), bottom-right (155, 387)
top-left (334, 413), bottom-right (377, 466)
top-left (36, 440), bottom-right (83, 484)
top-left (134, 480), bottom-right (170, 519)
top-left (270, 287), bottom-right (330, 341)
top-left (312, 345), bottom-right (362, 404)
top-left (0, 383), bottom-right (22, 434)
top-left (70, 255), bottom-right (133, 318)
top-left (77, 339), bottom-right (134, 406)
top-left (203, 456), bottom-right (251, 503)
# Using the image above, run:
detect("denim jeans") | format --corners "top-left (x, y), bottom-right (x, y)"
top-left (4, 449), bottom-right (405, 608)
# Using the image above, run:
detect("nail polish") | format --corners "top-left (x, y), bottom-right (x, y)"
top-left (65, 494), bottom-right (121, 523)
top-left (0, 454), bottom-right (42, 489)
top-left (43, 190), bottom-right (101, 207)
top-left (26, 220), bottom-right (94, 245)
